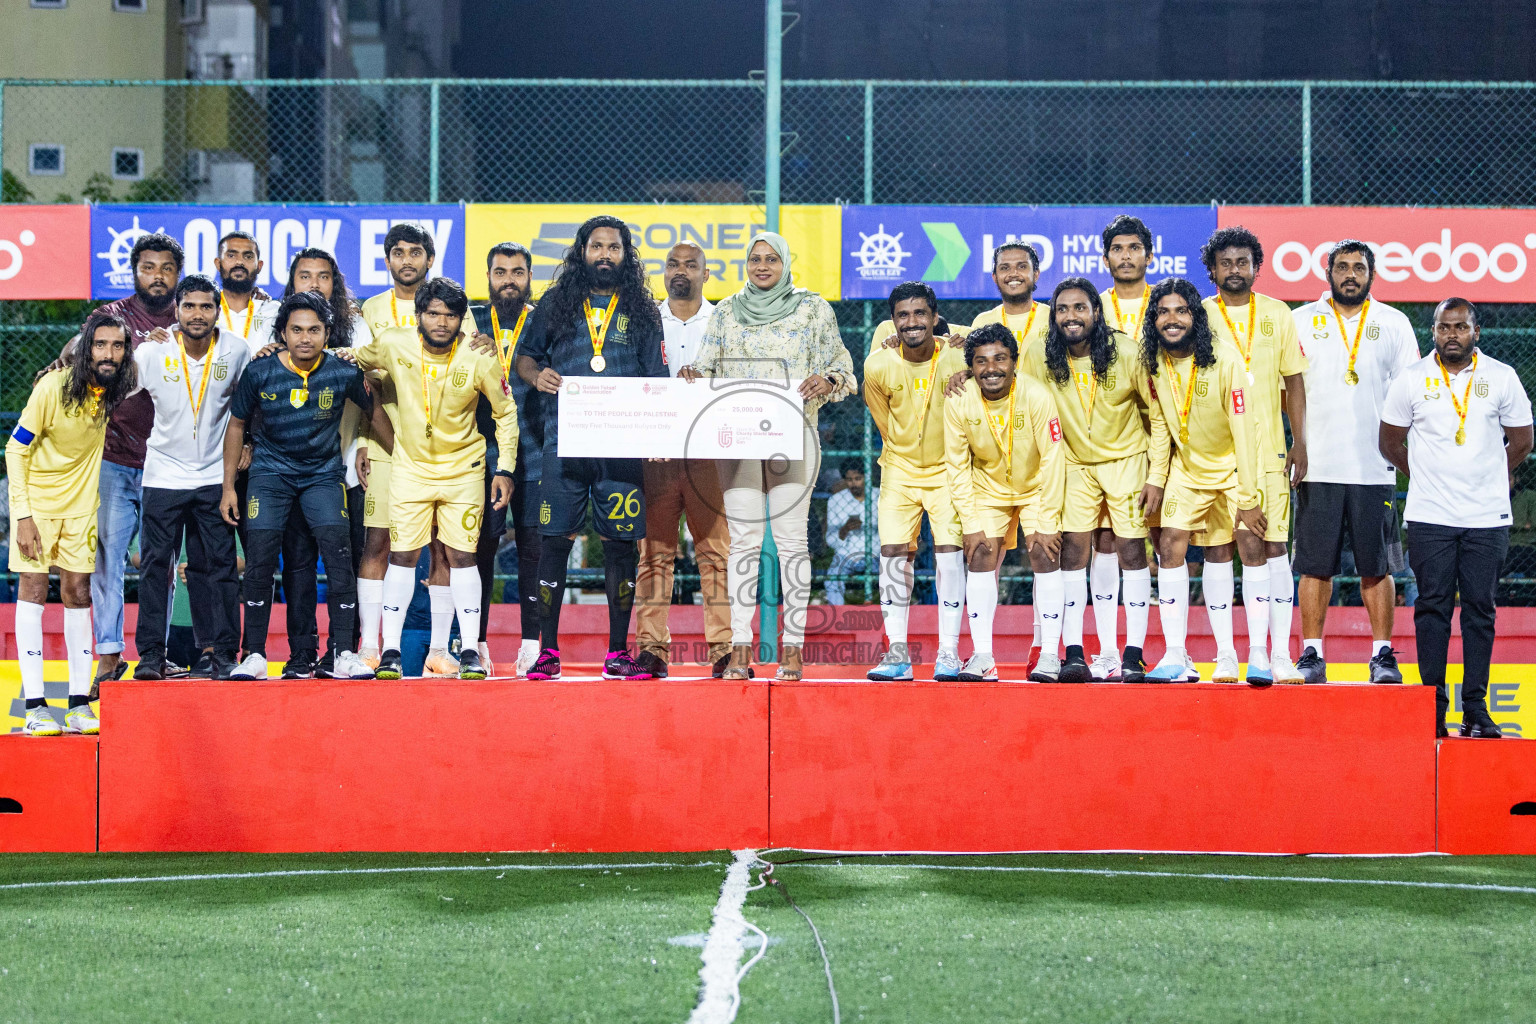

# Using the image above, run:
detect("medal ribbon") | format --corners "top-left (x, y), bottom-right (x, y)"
top-left (177, 331), bottom-right (214, 440)
top-left (390, 291), bottom-right (416, 328)
top-left (584, 297), bottom-right (618, 366)
top-left (1163, 352), bottom-right (1198, 445)
top-left (914, 345), bottom-right (944, 443)
top-left (1001, 304), bottom-right (1037, 346)
top-left (1216, 294), bottom-right (1256, 378)
top-left (283, 350), bottom-right (321, 402)
top-left (1437, 351), bottom-right (1478, 446)
top-left (221, 294), bottom-right (254, 339)
top-left (420, 338), bottom-right (457, 439)
top-left (1108, 284), bottom-right (1149, 341)
top-left (1329, 298), bottom-right (1370, 383)
top-left (489, 303), bottom-right (531, 382)
top-left (1073, 361), bottom-right (1097, 424)
top-left (985, 378), bottom-right (1019, 481)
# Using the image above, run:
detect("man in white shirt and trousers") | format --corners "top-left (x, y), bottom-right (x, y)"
top-left (1380, 297), bottom-right (1533, 738)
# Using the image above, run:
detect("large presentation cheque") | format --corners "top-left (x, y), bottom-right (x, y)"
top-left (557, 377), bottom-right (806, 460)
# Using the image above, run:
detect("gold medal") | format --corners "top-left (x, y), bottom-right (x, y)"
top-left (1179, 427), bottom-right (1190, 445)
top-left (425, 423), bottom-right (433, 439)
top-left (1345, 368), bottom-right (1360, 386)
top-left (1455, 426), bottom-right (1466, 446)
top-left (590, 355), bottom-right (606, 373)
top-left (1330, 298), bottom-right (1370, 389)
top-left (1437, 351), bottom-right (1478, 450)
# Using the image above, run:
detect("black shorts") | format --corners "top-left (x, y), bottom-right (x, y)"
top-left (1292, 482), bottom-right (1404, 578)
top-left (246, 472), bottom-right (349, 532)
top-left (538, 444), bottom-right (645, 540)
top-left (512, 441), bottom-right (543, 531)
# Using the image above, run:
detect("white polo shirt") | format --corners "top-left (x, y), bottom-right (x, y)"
top-left (133, 328), bottom-right (252, 490)
top-left (1381, 349), bottom-right (1533, 529)
top-left (1292, 292), bottom-right (1421, 485)
top-left (658, 297), bottom-right (714, 377)
top-left (219, 296), bottom-right (282, 357)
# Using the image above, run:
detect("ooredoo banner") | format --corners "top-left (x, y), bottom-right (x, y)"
top-left (89, 204), bottom-right (465, 300)
top-left (0, 204), bottom-right (91, 299)
top-left (841, 205), bottom-right (1217, 301)
top-left (1217, 206), bottom-right (1536, 302)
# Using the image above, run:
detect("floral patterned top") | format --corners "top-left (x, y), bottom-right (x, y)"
top-left (689, 293), bottom-right (857, 424)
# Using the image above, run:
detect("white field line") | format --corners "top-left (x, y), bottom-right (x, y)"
top-left (781, 862), bottom-right (1536, 896)
top-left (687, 849), bottom-right (764, 1024)
top-left (0, 860), bottom-right (721, 892)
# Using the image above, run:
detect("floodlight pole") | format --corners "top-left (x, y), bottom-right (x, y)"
top-left (764, 0), bottom-right (782, 233)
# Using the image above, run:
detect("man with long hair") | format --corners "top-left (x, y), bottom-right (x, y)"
top-left (943, 322), bottom-right (1067, 683)
top-left (354, 277), bottom-right (517, 681)
top-left (1200, 226), bottom-right (1309, 684)
top-left (1138, 278), bottom-right (1265, 683)
top-left (516, 215), bottom-right (666, 682)
top-left (1028, 277), bottom-right (1154, 683)
top-left (7, 312), bottom-right (136, 735)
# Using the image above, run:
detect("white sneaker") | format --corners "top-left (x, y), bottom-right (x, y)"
top-left (477, 641), bottom-right (496, 677)
top-left (23, 707), bottom-right (62, 737)
top-left (1090, 652), bottom-right (1121, 681)
top-left (957, 652), bottom-right (998, 682)
top-left (1212, 649), bottom-right (1241, 683)
top-left (1270, 654), bottom-right (1304, 684)
top-left (1147, 648), bottom-right (1200, 682)
top-left (423, 648), bottom-right (459, 678)
top-left (1029, 651), bottom-right (1062, 682)
top-left (333, 651), bottom-right (376, 679)
top-left (64, 704), bottom-right (100, 735)
top-left (358, 646), bottom-right (381, 671)
top-left (229, 653), bottom-right (268, 681)
top-left (514, 640), bottom-right (540, 679)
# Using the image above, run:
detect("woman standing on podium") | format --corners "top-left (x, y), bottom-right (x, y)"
top-left (680, 232), bottom-right (856, 681)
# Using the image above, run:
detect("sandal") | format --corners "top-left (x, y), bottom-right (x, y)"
top-left (723, 644), bottom-right (754, 680)
top-left (775, 645), bottom-right (803, 681)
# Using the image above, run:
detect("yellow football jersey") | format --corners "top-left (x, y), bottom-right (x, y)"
top-left (943, 375), bottom-right (1067, 534)
top-left (4, 369), bottom-right (110, 520)
top-left (970, 301), bottom-right (1050, 354)
top-left (1203, 292), bottom-right (1308, 466)
top-left (1100, 284), bottom-right (1152, 345)
top-left (1146, 343), bottom-right (1259, 508)
top-left (353, 326), bottom-right (516, 475)
top-left (1022, 334), bottom-right (1151, 465)
top-left (361, 289), bottom-right (417, 341)
top-left (864, 344), bottom-right (970, 486)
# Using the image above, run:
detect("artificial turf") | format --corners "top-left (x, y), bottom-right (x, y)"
top-left (2, 852), bottom-right (1535, 1023)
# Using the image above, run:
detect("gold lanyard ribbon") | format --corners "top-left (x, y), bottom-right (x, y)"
top-left (390, 291), bottom-right (416, 328)
top-left (283, 350), bottom-right (320, 405)
top-left (1329, 298), bottom-right (1370, 385)
top-left (1001, 304), bottom-right (1037, 346)
top-left (1437, 351), bottom-right (1478, 446)
top-left (1216, 294), bottom-right (1256, 383)
top-left (86, 384), bottom-right (104, 418)
top-left (913, 345), bottom-right (943, 443)
top-left (221, 294), bottom-right (254, 339)
top-left (1108, 284), bottom-right (1149, 341)
top-left (985, 378), bottom-right (1019, 480)
top-left (583, 297), bottom-right (618, 371)
top-left (1163, 352), bottom-right (1198, 446)
top-left (177, 332), bottom-right (214, 440)
top-left (489, 303), bottom-right (531, 382)
top-left (1072, 360), bottom-right (1097, 424)
top-left (420, 338), bottom-right (457, 439)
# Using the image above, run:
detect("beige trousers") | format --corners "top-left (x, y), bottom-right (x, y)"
top-left (636, 459), bottom-right (733, 663)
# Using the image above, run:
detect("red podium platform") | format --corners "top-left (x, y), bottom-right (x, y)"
top-left (0, 734), bottom-right (97, 852)
top-left (1437, 738), bottom-right (1536, 854)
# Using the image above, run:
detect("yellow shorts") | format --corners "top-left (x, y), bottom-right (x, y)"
top-left (1237, 469), bottom-right (1291, 543)
top-left (388, 461), bottom-right (482, 552)
top-left (1160, 470), bottom-right (1236, 547)
top-left (973, 493), bottom-right (1041, 550)
top-left (363, 454), bottom-right (393, 529)
top-left (8, 513), bottom-right (97, 574)
top-left (878, 478), bottom-right (963, 548)
top-left (1064, 452), bottom-right (1149, 539)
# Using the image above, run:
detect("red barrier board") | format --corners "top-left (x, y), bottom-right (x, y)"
top-left (1436, 738), bottom-right (1536, 855)
top-left (0, 735), bottom-right (97, 852)
top-left (769, 682), bottom-right (1436, 854)
top-left (99, 679), bottom-right (768, 852)
top-left (0, 205), bottom-right (91, 299)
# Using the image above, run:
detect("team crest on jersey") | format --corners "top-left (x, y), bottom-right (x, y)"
top-left (1104, 371), bottom-right (1117, 391)
top-left (365, 494), bottom-right (376, 517)
top-left (912, 378), bottom-right (929, 393)
top-left (1312, 314), bottom-right (1328, 331)
top-left (1366, 325), bottom-right (1380, 340)
top-left (1475, 379), bottom-right (1490, 398)
top-left (1261, 318), bottom-right (1274, 337)
top-left (616, 314), bottom-right (629, 333)
top-left (452, 368), bottom-right (469, 388)
top-left (213, 362), bottom-right (228, 381)
top-left (247, 497), bottom-right (259, 519)
top-left (989, 414), bottom-right (1006, 435)
top-left (1195, 380), bottom-right (1210, 398)
top-left (1164, 495), bottom-right (1178, 517)
top-left (289, 388), bottom-right (308, 409)
top-left (1013, 414), bottom-right (1026, 431)
top-left (540, 501), bottom-right (551, 525)
top-left (318, 388), bottom-right (334, 410)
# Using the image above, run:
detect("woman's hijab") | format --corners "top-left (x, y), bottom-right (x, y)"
top-left (731, 231), bottom-right (811, 326)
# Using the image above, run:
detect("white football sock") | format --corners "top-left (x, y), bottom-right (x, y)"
top-left (878, 553), bottom-right (912, 646)
top-left (1373, 638), bottom-right (1392, 657)
top-left (1061, 568), bottom-right (1088, 648)
top-left (449, 566), bottom-right (482, 656)
top-left (381, 563), bottom-right (416, 652)
top-left (1268, 554), bottom-right (1294, 660)
top-left (935, 550), bottom-right (965, 652)
top-left (1157, 563), bottom-right (1190, 652)
top-left (63, 606), bottom-right (93, 697)
top-left (1122, 567), bottom-right (1152, 650)
top-left (429, 584), bottom-right (453, 650)
top-left (17, 601), bottom-right (45, 701)
top-left (1091, 550), bottom-right (1120, 656)
top-left (356, 577), bottom-right (383, 650)
top-left (1241, 562), bottom-right (1271, 664)
top-left (966, 570), bottom-right (998, 655)
top-left (1204, 559), bottom-right (1236, 654)
top-left (1035, 569), bottom-right (1065, 655)
top-left (1304, 637), bottom-right (1324, 659)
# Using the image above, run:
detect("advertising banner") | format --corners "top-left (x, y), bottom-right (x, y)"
top-left (464, 204), bottom-right (842, 301)
top-left (841, 205), bottom-right (1217, 301)
top-left (89, 204), bottom-right (465, 300)
top-left (0, 204), bottom-right (91, 299)
top-left (1217, 206), bottom-right (1536, 303)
